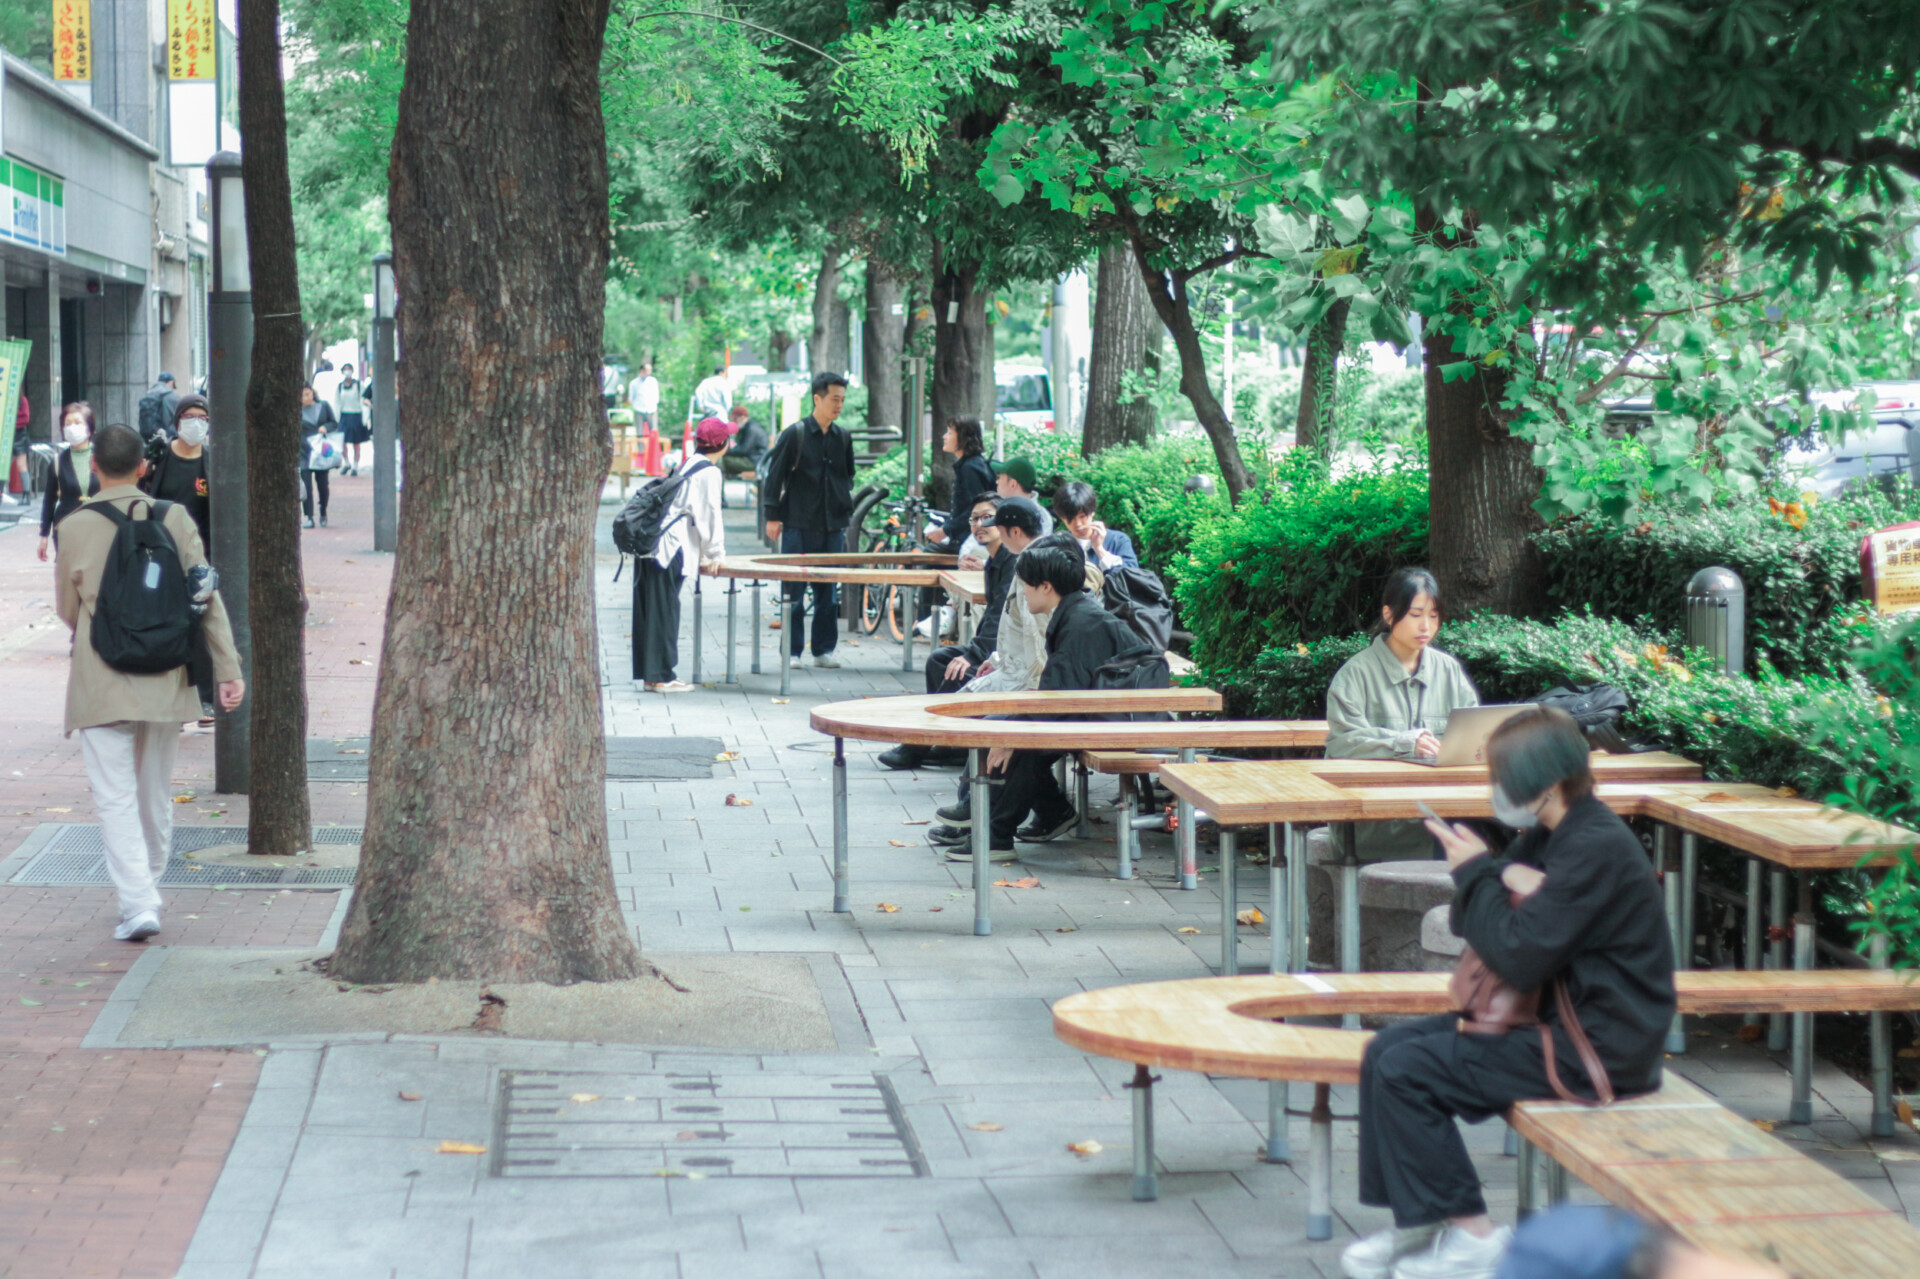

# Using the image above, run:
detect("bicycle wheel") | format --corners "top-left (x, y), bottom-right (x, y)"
top-left (886, 585), bottom-right (905, 641)
top-left (857, 530), bottom-right (891, 634)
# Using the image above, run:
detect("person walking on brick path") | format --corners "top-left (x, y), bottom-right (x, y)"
top-left (300, 384), bottom-right (340, 528)
top-left (335, 364), bottom-right (369, 475)
top-left (53, 424), bottom-right (245, 942)
top-left (142, 395), bottom-right (217, 724)
top-left (37, 401), bottom-right (100, 561)
top-left (633, 416), bottom-right (729, 693)
top-left (761, 371), bottom-right (855, 666)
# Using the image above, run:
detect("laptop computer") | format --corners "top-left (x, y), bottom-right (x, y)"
top-left (1418, 704), bottom-right (1532, 767)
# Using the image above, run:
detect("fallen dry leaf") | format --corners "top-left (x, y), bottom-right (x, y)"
top-left (1773, 786), bottom-right (1797, 798)
top-left (901, 819), bottom-right (931, 826)
top-left (1177, 926), bottom-right (1200, 934)
top-left (1880, 1150), bottom-right (1920, 1162)
top-left (1067, 1140), bottom-right (1103, 1156)
top-left (1751, 1119), bottom-right (1774, 1132)
top-left (771, 698), bottom-right (791, 705)
top-left (398, 1091), bottom-right (423, 1102)
top-left (715, 751), bottom-right (740, 762)
top-left (993, 877), bottom-right (1041, 889)
top-left (43, 807), bottom-right (70, 813)
top-left (1702, 792), bottom-right (1739, 803)
top-left (876, 902), bottom-right (901, 913)
top-left (172, 794), bottom-right (196, 804)
top-left (437, 1141), bottom-right (487, 1155)
top-left (1236, 907), bottom-right (1266, 926)
top-left (967, 1122), bottom-right (1003, 1132)
top-left (1737, 1024), bottom-right (1764, 1043)
top-left (349, 657), bottom-right (374, 666)
top-left (725, 794), bottom-right (754, 807)
top-left (1900, 1099), bottom-right (1915, 1128)
top-left (569, 1093), bottom-right (599, 1104)
top-left (888, 839), bottom-right (913, 847)
top-left (1056, 927), bottom-right (1077, 933)
top-left (675, 1131), bottom-right (701, 1141)
top-left (1898, 1047), bottom-right (1920, 1060)
top-left (339, 748), bottom-right (366, 755)
top-left (928, 907), bottom-right (943, 912)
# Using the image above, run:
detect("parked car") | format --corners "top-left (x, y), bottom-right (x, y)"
top-left (995, 362), bottom-right (1054, 430)
top-left (1780, 381), bottom-right (1920, 497)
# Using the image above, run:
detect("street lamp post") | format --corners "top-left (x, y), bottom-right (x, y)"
top-left (371, 252), bottom-right (398, 554)
top-left (206, 152), bottom-right (252, 795)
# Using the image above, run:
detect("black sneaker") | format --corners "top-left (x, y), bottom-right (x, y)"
top-left (921, 747), bottom-right (968, 767)
top-left (934, 801), bottom-right (970, 826)
top-left (945, 842), bottom-right (1019, 863)
top-left (926, 824), bottom-right (969, 847)
top-left (877, 745), bottom-right (927, 771)
top-left (1016, 809), bottom-right (1079, 843)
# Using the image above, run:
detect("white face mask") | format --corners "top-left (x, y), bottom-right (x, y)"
top-left (178, 419), bottom-right (210, 447)
top-left (1491, 784), bottom-right (1543, 829)
top-left (63, 423), bottom-right (89, 446)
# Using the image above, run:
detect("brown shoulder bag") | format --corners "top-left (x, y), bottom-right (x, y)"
top-left (1450, 945), bottom-right (1616, 1106)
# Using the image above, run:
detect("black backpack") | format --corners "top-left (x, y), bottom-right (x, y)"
top-left (84, 499), bottom-right (198, 674)
top-left (1090, 651), bottom-right (1174, 720)
top-left (1100, 563), bottom-right (1174, 653)
top-left (612, 459), bottom-right (713, 558)
top-left (1535, 683), bottom-right (1636, 753)
top-left (137, 389), bottom-right (171, 441)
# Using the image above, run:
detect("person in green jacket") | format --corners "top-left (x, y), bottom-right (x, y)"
top-left (1326, 567), bottom-right (1481, 862)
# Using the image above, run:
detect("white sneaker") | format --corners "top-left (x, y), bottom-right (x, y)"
top-left (1342, 1225), bottom-right (1441, 1279)
top-left (811, 652), bottom-right (841, 669)
top-left (646, 680), bottom-right (695, 694)
top-left (114, 911), bottom-right (161, 942)
top-left (1392, 1225), bottom-right (1512, 1279)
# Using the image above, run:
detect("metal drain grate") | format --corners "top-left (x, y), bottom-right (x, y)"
top-left (492, 1070), bottom-right (925, 1179)
top-left (7, 825), bottom-right (360, 888)
top-left (311, 737), bottom-right (726, 781)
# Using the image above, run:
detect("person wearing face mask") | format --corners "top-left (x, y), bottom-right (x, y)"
top-left (142, 395), bottom-right (218, 725)
top-left (1342, 708), bottom-right (1673, 1279)
top-left (38, 402), bottom-right (101, 561)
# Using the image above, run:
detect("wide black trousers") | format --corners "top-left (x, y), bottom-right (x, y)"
top-left (989, 749), bottom-right (1070, 842)
top-left (632, 552), bottom-right (684, 684)
top-left (779, 527), bottom-right (843, 657)
top-left (1358, 1014), bottom-right (1596, 1228)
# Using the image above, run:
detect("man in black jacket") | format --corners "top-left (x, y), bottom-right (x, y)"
top-left (879, 494), bottom-right (1015, 771)
top-left (980, 534), bottom-right (1160, 857)
top-left (762, 372), bottom-right (856, 665)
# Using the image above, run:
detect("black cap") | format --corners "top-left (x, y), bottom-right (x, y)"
top-left (992, 496), bottom-right (1045, 536)
top-left (172, 393), bottom-right (210, 423)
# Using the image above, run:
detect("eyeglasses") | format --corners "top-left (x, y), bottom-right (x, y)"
top-left (969, 513), bottom-right (996, 525)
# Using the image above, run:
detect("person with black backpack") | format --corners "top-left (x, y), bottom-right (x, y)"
top-left (53, 425), bottom-right (243, 944)
top-left (136, 373), bottom-right (179, 444)
top-left (630, 417), bottom-right (729, 693)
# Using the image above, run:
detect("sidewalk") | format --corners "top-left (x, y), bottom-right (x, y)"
top-left (2, 475), bottom-right (1916, 1279)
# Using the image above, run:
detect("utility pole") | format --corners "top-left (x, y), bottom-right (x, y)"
top-left (206, 152), bottom-right (252, 794)
top-left (371, 252), bottom-right (398, 553)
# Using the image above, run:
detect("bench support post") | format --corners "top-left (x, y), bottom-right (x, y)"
top-left (1289, 822), bottom-right (1309, 973)
top-left (901, 585), bottom-right (917, 672)
top-left (1515, 1135), bottom-right (1537, 1221)
top-left (831, 737), bottom-right (850, 913)
top-left (1337, 825), bottom-right (1361, 1030)
top-left (1177, 748), bottom-right (1198, 890)
top-left (1662, 827), bottom-right (1687, 1054)
top-left (1743, 859), bottom-right (1763, 1028)
top-left (779, 590), bottom-right (795, 696)
top-left (1545, 1155), bottom-right (1570, 1207)
top-left (1219, 828), bottom-right (1239, 976)
top-left (724, 579), bottom-right (739, 684)
top-left (751, 580), bottom-right (761, 675)
top-left (1263, 1080), bottom-right (1291, 1164)
top-left (1871, 932), bottom-right (1894, 1137)
top-left (971, 747), bottom-right (993, 937)
top-left (1789, 877), bottom-right (1815, 1125)
top-left (1269, 823), bottom-right (1289, 976)
top-left (690, 579), bottom-right (703, 685)
top-left (1503, 1124), bottom-right (1519, 1157)
top-left (1115, 780), bottom-right (1135, 881)
top-left (1307, 1083), bottom-right (1333, 1240)
top-left (1075, 759), bottom-right (1091, 839)
top-left (1767, 870), bottom-right (1789, 1052)
top-left (1129, 1064), bottom-right (1158, 1202)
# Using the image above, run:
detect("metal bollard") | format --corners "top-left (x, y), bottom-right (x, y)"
top-left (1115, 782), bottom-right (1136, 881)
top-left (751, 579), bottom-right (762, 675)
top-left (1176, 747), bottom-right (1198, 890)
top-left (690, 579), bottom-right (702, 685)
top-left (1129, 1064), bottom-right (1158, 1202)
top-left (832, 737), bottom-right (850, 913)
top-left (724, 579), bottom-right (738, 684)
top-left (1264, 1081), bottom-right (1291, 1163)
top-left (1685, 567), bottom-right (1745, 675)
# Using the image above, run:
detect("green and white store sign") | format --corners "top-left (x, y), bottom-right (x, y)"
top-left (1, 158), bottom-right (66, 257)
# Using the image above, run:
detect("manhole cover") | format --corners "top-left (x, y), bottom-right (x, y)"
top-left (309, 737), bottom-right (727, 781)
top-left (7, 825), bottom-right (360, 888)
top-left (492, 1070), bottom-right (925, 1179)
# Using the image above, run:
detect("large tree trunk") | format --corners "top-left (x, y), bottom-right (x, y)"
top-left (1083, 240), bottom-right (1160, 455)
top-left (1422, 325), bottom-right (1546, 616)
top-left (862, 265), bottom-right (905, 456)
top-left (1294, 296), bottom-right (1350, 455)
top-left (332, 0), bottom-right (642, 984)
top-left (237, 0), bottom-right (311, 856)
top-left (1129, 238), bottom-right (1252, 502)
top-left (809, 242), bottom-right (850, 375)
top-left (929, 247), bottom-right (986, 508)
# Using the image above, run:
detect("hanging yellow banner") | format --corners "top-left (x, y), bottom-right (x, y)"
top-left (167, 0), bottom-right (215, 81)
top-left (53, 1), bottom-right (91, 82)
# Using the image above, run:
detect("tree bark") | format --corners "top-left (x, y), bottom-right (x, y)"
top-left (929, 246), bottom-right (986, 508)
top-left (809, 242), bottom-right (850, 376)
top-left (1128, 237), bottom-right (1252, 502)
top-left (331, 0), bottom-right (642, 984)
top-left (1422, 324), bottom-right (1546, 616)
top-left (1083, 240), bottom-right (1160, 455)
top-left (862, 265), bottom-right (905, 455)
top-left (237, 0), bottom-right (311, 856)
top-left (1294, 296), bottom-right (1350, 455)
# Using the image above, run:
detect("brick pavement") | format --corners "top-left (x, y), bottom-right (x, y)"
top-left (0, 468), bottom-right (388, 1279)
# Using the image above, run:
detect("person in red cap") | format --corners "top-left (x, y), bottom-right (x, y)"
top-left (633, 416), bottom-right (732, 693)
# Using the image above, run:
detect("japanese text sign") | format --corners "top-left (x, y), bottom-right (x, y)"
top-left (167, 0), bottom-right (215, 81)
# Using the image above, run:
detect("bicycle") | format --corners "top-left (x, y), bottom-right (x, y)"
top-left (855, 493), bottom-right (947, 639)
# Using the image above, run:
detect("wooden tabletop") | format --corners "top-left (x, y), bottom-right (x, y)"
top-left (711, 552), bottom-right (956, 586)
top-left (937, 570), bottom-right (987, 605)
top-left (811, 691), bottom-right (1329, 751)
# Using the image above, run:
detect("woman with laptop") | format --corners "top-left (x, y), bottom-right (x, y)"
top-left (1325, 567), bottom-right (1483, 862)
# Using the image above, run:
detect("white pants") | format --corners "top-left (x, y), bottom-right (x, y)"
top-left (78, 721), bottom-right (180, 919)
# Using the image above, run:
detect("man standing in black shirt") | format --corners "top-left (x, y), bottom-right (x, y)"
top-left (762, 372), bottom-right (856, 666)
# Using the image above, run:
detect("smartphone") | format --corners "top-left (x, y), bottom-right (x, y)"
top-left (1416, 800), bottom-right (1445, 825)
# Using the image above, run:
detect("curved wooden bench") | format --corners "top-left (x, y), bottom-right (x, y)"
top-left (1053, 971), bottom-right (1920, 1270)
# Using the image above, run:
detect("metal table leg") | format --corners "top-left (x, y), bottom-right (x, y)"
top-left (1264, 1080), bottom-right (1291, 1164)
top-left (832, 737), bottom-right (849, 913)
top-left (1219, 828), bottom-right (1239, 976)
top-left (1662, 828), bottom-right (1686, 1054)
top-left (1515, 1136), bottom-right (1537, 1220)
top-left (1129, 1064), bottom-right (1158, 1202)
top-left (1767, 869), bottom-right (1789, 1052)
top-left (724, 579), bottom-right (738, 684)
top-left (690, 579), bottom-right (703, 685)
top-left (1871, 931), bottom-right (1895, 1137)
top-left (1307, 1084), bottom-right (1332, 1241)
top-left (1075, 759), bottom-right (1091, 838)
top-left (1545, 1156), bottom-right (1569, 1206)
top-left (901, 585), bottom-right (917, 672)
top-left (971, 747), bottom-right (993, 937)
top-left (1666, 830), bottom-right (1695, 1053)
top-left (1503, 1124), bottom-right (1519, 1157)
top-left (1176, 747), bottom-right (1198, 891)
top-left (751, 580), bottom-right (762, 675)
top-left (1270, 823), bottom-right (1289, 977)
top-left (1789, 873), bottom-right (1815, 1125)
top-left (1289, 823), bottom-right (1309, 973)
top-left (779, 588), bottom-right (795, 697)
top-left (1743, 859), bottom-right (1763, 1028)
top-left (1337, 826), bottom-right (1360, 1031)
top-left (1115, 781), bottom-right (1135, 881)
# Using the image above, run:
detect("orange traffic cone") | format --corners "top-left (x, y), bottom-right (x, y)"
top-left (640, 425), bottom-right (665, 477)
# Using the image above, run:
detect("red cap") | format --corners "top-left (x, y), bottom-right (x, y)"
top-left (694, 416), bottom-right (735, 449)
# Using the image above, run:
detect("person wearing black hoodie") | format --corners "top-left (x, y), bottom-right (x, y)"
top-left (1342, 706), bottom-right (1675, 1279)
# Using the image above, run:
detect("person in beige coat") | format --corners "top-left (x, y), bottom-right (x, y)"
top-left (54, 424), bottom-right (244, 941)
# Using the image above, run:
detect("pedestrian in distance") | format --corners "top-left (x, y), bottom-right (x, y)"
top-left (53, 424), bottom-right (244, 943)
top-left (633, 416), bottom-right (729, 693)
top-left (37, 401), bottom-right (100, 561)
top-left (300, 384), bottom-right (341, 528)
top-left (142, 395), bottom-right (218, 727)
top-left (628, 361), bottom-right (660, 432)
top-left (136, 373), bottom-right (179, 444)
top-left (1343, 707), bottom-right (1673, 1279)
top-left (761, 371), bottom-right (856, 666)
top-left (335, 363), bottom-right (369, 475)
top-left (925, 416), bottom-right (995, 549)
top-left (690, 366), bottom-right (733, 422)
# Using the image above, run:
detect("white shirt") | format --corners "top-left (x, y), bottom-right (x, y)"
top-left (629, 375), bottom-right (659, 414)
top-left (654, 454), bottom-right (725, 571)
top-left (690, 375), bottom-right (733, 421)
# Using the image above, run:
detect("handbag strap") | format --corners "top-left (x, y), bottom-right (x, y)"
top-left (1538, 979), bottom-right (1616, 1106)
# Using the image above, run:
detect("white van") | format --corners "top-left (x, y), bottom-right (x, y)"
top-left (995, 362), bottom-right (1055, 431)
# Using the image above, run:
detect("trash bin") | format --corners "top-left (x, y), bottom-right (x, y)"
top-left (1685, 567), bottom-right (1745, 675)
